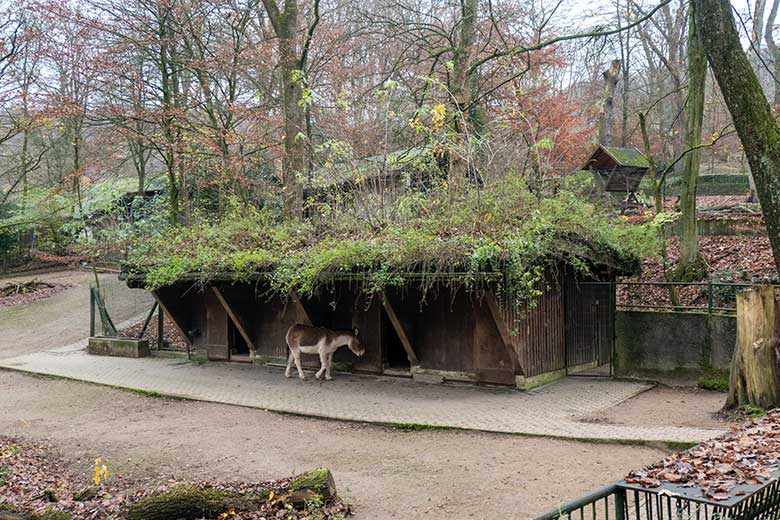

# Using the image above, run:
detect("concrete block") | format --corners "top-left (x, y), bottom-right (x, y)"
top-left (87, 337), bottom-right (150, 358)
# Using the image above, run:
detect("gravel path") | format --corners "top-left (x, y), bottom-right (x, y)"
top-left (0, 347), bottom-right (726, 443)
top-left (0, 370), bottom-right (670, 519)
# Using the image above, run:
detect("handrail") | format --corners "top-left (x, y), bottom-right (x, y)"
top-left (532, 484), bottom-right (621, 520)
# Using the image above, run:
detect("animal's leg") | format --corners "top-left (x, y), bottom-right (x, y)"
top-left (316, 350), bottom-right (327, 380)
top-left (325, 352), bottom-right (334, 380)
top-left (285, 351), bottom-right (294, 378)
top-left (293, 351), bottom-right (307, 380)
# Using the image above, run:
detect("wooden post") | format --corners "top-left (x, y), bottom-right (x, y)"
top-left (157, 305), bottom-right (164, 349)
top-left (153, 293), bottom-right (193, 355)
top-left (89, 287), bottom-right (96, 337)
top-left (484, 291), bottom-right (524, 376)
top-left (211, 286), bottom-right (257, 358)
top-left (380, 291), bottom-right (419, 367)
top-left (728, 285), bottom-right (780, 409)
top-left (289, 291), bottom-right (313, 326)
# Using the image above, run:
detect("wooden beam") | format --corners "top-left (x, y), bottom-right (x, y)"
top-left (211, 286), bottom-right (257, 355)
top-left (380, 291), bottom-right (420, 367)
top-left (484, 291), bottom-right (524, 376)
top-left (289, 291), bottom-right (313, 326)
top-left (152, 292), bottom-right (193, 352)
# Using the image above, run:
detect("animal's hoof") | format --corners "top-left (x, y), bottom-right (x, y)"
top-left (285, 371), bottom-right (292, 378)
top-left (325, 376), bottom-right (333, 381)
top-left (315, 373), bottom-right (322, 380)
top-left (299, 376), bottom-right (308, 381)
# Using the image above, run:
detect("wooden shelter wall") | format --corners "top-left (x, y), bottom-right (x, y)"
top-left (505, 272), bottom-right (566, 377)
top-left (153, 275), bottom-right (581, 384)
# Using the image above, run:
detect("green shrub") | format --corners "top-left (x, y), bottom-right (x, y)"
top-left (697, 371), bottom-right (729, 392)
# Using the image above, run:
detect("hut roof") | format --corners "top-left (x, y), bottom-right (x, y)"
top-left (123, 174), bottom-right (650, 296)
top-left (584, 145), bottom-right (650, 170)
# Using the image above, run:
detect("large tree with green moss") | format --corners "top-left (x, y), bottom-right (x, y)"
top-left (693, 0), bottom-right (780, 274)
top-left (675, 1), bottom-right (707, 280)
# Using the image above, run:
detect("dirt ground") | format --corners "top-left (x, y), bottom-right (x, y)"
top-left (0, 371), bottom-right (670, 519)
top-left (582, 386), bottom-right (727, 430)
top-left (0, 270), bottom-right (152, 359)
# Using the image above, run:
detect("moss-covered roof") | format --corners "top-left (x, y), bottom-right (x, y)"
top-left (599, 146), bottom-right (650, 168)
top-left (123, 173), bottom-right (655, 300)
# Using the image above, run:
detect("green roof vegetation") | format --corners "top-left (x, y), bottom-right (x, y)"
top-left (601, 146), bottom-right (650, 168)
top-left (124, 174), bottom-right (662, 302)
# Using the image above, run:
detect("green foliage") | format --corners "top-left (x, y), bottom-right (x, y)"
top-left (737, 404), bottom-right (767, 418)
top-left (126, 175), bottom-right (659, 303)
top-left (0, 464), bottom-right (9, 485)
top-left (39, 508), bottom-right (71, 520)
top-left (697, 370), bottom-right (729, 392)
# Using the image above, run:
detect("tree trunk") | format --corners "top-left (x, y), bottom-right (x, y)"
top-left (127, 485), bottom-right (262, 520)
top-left (279, 35), bottom-right (305, 217)
top-left (447, 0), bottom-right (478, 192)
top-left (727, 286), bottom-right (780, 409)
top-left (766, 0), bottom-right (780, 105)
top-left (694, 0), bottom-right (780, 274)
top-left (676, 3), bottom-right (707, 281)
top-left (598, 59), bottom-right (621, 145)
top-left (639, 113), bottom-right (681, 307)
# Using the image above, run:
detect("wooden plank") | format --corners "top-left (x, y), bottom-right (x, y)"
top-left (380, 291), bottom-right (420, 367)
top-left (211, 286), bottom-right (257, 356)
top-left (484, 291), bottom-right (524, 376)
top-left (289, 291), bottom-right (313, 326)
top-left (152, 292), bottom-right (192, 351)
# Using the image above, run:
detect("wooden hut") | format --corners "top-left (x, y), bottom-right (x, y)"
top-left (582, 145), bottom-right (650, 212)
top-left (127, 254), bottom-right (628, 389)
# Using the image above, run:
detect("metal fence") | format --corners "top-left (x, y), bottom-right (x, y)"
top-left (534, 475), bottom-right (780, 520)
top-left (565, 281), bottom-right (614, 377)
top-left (616, 281), bottom-right (770, 316)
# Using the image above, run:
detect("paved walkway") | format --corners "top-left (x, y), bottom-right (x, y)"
top-left (0, 344), bottom-right (726, 443)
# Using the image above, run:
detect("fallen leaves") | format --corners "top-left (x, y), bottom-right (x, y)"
top-left (0, 280), bottom-right (71, 308)
top-left (626, 410), bottom-right (780, 501)
top-left (0, 437), bottom-right (351, 519)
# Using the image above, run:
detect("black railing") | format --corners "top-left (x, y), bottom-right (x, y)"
top-left (534, 475), bottom-right (780, 520)
top-left (616, 281), bottom-right (775, 316)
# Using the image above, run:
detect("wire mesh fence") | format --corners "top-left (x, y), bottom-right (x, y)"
top-left (88, 276), bottom-right (188, 352)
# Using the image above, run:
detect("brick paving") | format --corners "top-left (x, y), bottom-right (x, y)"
top-left (0, 345), bottom-right (725, 443)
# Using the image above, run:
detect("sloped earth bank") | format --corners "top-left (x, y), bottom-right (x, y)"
top-left (0, 371), bottom-right (670, 519)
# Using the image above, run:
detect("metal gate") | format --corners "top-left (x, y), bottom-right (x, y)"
top-left (564, 281), bottom-right (614, 377)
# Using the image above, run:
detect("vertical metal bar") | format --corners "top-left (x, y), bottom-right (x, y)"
top-left (610, 280), bottom-right (616, 378)
top-left (615, 488), bottom-right (626, 520)
top-left (707, 279), bottom-right (713, 315)
top-left (157, 304), bottom-right (164, 350)
top-left (89, 287), bottom-right (95, 337)
top-left (634, 490), bottom-right (641, 520)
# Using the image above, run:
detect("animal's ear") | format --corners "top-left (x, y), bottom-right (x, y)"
top-left (353, 327), bottom-right (360, 337)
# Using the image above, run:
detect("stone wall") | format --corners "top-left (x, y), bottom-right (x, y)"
top-left (614, 311), bottom-right (736, 376)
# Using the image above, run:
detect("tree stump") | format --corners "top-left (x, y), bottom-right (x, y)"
top-left (727, 285), bottom-right (780, 409)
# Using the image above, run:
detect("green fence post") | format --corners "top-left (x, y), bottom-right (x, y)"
top-left (89, 287), bottom-right (95, 337)
top-left (614, 488), bottom-right (626, 520)
top-left (157, 305), bottom-right (164, 349)
top-left (707, 279), bottom-right (713, 315)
